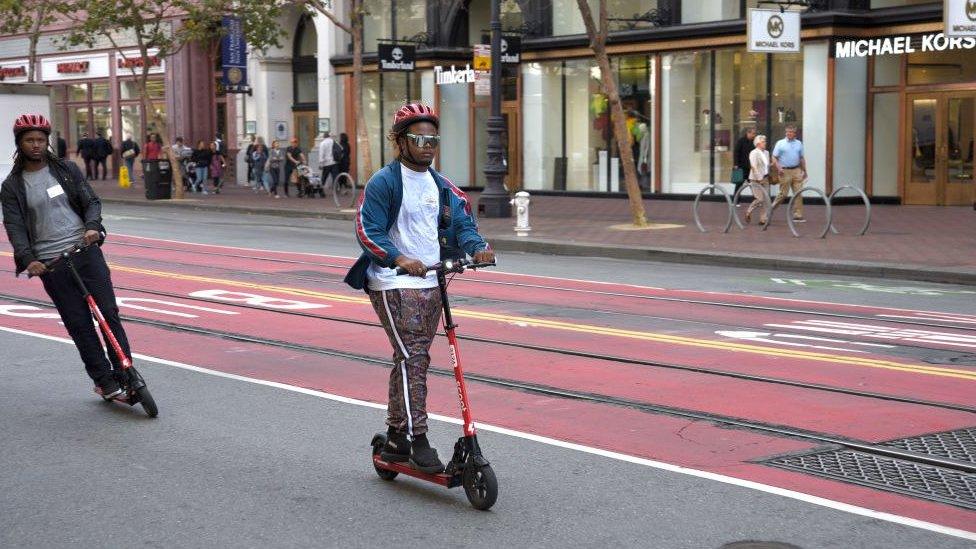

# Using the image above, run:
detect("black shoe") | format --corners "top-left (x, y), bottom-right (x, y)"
top-left (380, 428), bottom-right (410, 463)
top-left (96, 376), bottom-right (124, 399)
top-left (409, 434), bottom-right (444, 474)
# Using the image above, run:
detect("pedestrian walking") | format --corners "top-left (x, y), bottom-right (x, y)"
top-left (733, 127), bottom-right (756, 199)
top-left (120, 132), bottom-right (140, 179)
top-left (745, 134), bottom-right (773, 225)
top-left (317, 131), bottom-right (337, 190)
top-left (337, 133), bottom-right (351, 176)
top-left (2, 113), bottom-right (133, 398)
top-left (771, 124), bottom-right (807, 222)
top-left (144, 133), bottom-right (162, 160)
top-left (190, 140), bottom-right (212, 194)
top-left (55, 131), bottom-right (67, 159)
top-left (251, 141), bottom-right (268, 194)
top-left (209, 141), bottom-right (225, 194)
top-left (284, 137), bottom-right (305, 198)
top-left (244, 135), bottom-right (256, 187)
top-left (93, 131), bottom-right (113, 180)
top-left (344, 102), bottom-right (494, 474)
top-left (76, 132), bottom-right (95, 180)
top-left (268, 140), bottom-right (284, 198)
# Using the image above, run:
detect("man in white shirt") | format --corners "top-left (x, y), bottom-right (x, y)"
top-left (317, 131), bottom-right (336, 191)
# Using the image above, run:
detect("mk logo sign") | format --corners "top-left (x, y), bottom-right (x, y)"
top-left (767, 15), bottom-right (784, 38)
top-left (968, 0), bottom-right (976, 22)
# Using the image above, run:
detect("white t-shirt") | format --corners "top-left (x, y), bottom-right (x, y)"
top-left (318, 137), bottom-right (335, 167)
top-left (367, 165), bottom-right (441, 291)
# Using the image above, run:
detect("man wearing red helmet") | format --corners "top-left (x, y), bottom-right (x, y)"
top-left (345, 102), bottom-right (494, 474)
top-left (2, 114), bottom-right (132, 399)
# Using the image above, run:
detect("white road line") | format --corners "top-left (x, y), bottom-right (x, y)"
top-left (0, 324), bottom-right (973, 541)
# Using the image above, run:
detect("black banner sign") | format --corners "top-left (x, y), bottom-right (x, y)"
top-left (379, 44), bottom-right (416, 72)
top-left (500, 36), bottom-right (520, 64)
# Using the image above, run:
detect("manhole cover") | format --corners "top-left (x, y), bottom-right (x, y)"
top-left (883, 427), bottom-right (976, 464)
top-left (765, 449), bottom-right (976, 510)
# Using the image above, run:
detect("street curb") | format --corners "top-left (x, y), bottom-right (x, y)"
top-left (100, 198), bottom-right (975, 286)
top-left (486, 236), bottom-right (976, 286)
top-left (102, 198), bottom-right (357, 221)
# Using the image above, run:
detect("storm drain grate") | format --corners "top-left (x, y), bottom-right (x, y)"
top-left (766, 450), bottom-right (976, 510)
top-left (882, 427), bottom-right (976, 464)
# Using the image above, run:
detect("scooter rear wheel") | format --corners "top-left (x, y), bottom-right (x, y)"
top-left (462, 464), bottom-right (497, 510)
top-left (136, 386), bottom-right (158, 418)
top-left (371, 434), bottom-right (399, 481)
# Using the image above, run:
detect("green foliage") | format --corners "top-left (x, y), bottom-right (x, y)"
top-left (64, 0), bottom-right (287, 64)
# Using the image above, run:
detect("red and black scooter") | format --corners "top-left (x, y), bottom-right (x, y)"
top-left (43, 243), bottom-right (158, 418)
top-left (370, 258), bottom-right (498, 510)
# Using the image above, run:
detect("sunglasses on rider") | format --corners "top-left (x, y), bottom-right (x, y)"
top-left (405, 133), bottom-right (441, 148)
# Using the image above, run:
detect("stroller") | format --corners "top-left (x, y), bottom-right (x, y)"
top-left (296, 164), bottom-right (324, 198)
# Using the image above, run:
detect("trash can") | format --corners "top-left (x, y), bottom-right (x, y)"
top-left (143, 159), bottom-right (172, 200)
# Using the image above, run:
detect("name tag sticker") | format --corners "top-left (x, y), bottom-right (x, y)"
top-left (46, 186), bottom-right (65, 199)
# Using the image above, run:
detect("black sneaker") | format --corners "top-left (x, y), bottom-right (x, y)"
top-left (380, 428), bottom-right (410, 463)
top-left (409, 434), bottom-right (444, 474)
top-left (96, 376), bottom-right (124, 399)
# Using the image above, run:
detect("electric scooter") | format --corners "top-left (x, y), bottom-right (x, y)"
top-left (370, 258), bottom-right (498, 510)
top-left (43, 243), bottom-right (158, 418)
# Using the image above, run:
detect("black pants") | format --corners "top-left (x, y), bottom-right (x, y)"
top-left (95, 157), bottom-right (108, 180)
top-left (83, 158), bottom-right (95, 180)
top-left (284, 165), bottom-right (294, 196)
top-left (321, 164), bottom-right (339, 189)
top-left (40, 246), bottom-right (132, 384)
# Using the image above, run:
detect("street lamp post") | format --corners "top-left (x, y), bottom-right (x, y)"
top-left (479, 0), bottom-right (511, 218)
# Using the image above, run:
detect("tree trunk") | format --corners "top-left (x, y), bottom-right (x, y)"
top-left (576, 0), bottom-right (647, 227)
top-left (351, 0), bottom-right (372, 179)
top-left (27, 9), bottom-right (43, 82)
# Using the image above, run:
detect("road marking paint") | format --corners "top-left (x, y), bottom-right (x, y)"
top-left (66, 263), bottom-right (976, 381)
top-left (0, 323), bottom-right (972, 541)
top-left (765, 320), bottom-right (976, 350)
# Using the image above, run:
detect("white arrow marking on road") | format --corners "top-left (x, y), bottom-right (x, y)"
top-left (116, 297), bottom-right (239, 319)
top-left (0, 304), bottom-right (61, 319)
top-left (715, 330), bottom-right (872, 353)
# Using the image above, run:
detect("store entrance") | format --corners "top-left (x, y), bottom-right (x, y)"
top-left (293, 111), bottom-right (318, 153)
top-left (905, 92), bottom-right (975, 205)
top-left (502, 102), bottom-right (520, 191)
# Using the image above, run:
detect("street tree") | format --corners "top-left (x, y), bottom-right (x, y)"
top-left (65, 0), bottom-right (286, 198)
top-left (304, 0), bottom-right (373, 179)
top-left (0, 0), bottom-right (66, 82)
top-left (576, 0), bottom-right (648, 226)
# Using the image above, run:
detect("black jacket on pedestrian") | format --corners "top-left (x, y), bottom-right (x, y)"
top-left (121, 138), bottom-right (140, 158)
top-left (1, 159), bottom-right (106, 276)
top-left (734, 136), bottom-right (754, 172)
top-left (94, 137), bottom-right (113, 160)
top-left (191, 148), bottom-right (213, 166)
top-left (57, 137), bottom-right (67, 159)
top-left (77, 137), bottom-right (95, 160)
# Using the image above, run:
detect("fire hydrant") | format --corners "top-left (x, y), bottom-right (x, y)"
top-left (510, 191), bottom-right (531, 237)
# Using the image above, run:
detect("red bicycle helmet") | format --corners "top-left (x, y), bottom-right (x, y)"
top-left (391, 102), bottom-right (438, 134)
top-left (13, 113), bottom-right (51, 140)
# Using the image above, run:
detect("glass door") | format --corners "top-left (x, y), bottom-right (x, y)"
top-left (905, 92), bottom-right (975, 205)
top-left (293, 111), bottom-right (318, 154)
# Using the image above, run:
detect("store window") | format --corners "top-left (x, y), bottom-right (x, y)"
top-left (468, 0), bottom-right (523, 44)
top-left (551, 0), bottom-right (657, 35)
top-left (69, 83), bottom-right (88, 102)
top-left (439, 79), bottom-right (471, 184)
top-left (683, 0), bottom-right (742, 23)
top-left (363, 0), bottom-right (427, 52)
top-left (120, 105), bottom-right (141, 140)
top-left (91, 82), bottom-right (110, 102)
top-left (907, 48), bottom-right (976, 86)
top-left (662, 51), bottom-right (711, 193)
top-left (359, 71), bottom-right (423, 168)
top-left (294, 15), bottom-right (319, 108)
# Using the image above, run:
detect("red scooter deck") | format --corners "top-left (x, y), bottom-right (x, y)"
top-left (372, 455), bottom-right (459, 487)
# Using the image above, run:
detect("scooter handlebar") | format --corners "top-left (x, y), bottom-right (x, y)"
top-left (36, 242), bottom-right (91, 273)
top-left (395, 258), bottom-right (496, 276)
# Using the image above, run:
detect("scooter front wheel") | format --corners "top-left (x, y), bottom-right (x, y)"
top-left (136, 386), bottom-right (158, 418)
top-left (371, 434), bottom-right (399, 481)
top-left (462, 463), bottom-right (497, 510)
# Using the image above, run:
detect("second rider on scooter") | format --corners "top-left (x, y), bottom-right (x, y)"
top-left (345, 102), bottom-right (494, 474)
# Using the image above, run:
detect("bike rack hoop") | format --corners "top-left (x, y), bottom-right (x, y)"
top-left (828, 184), bottom-right (872, 236)
top-left (693, 184), bottom-right (735, 233)
top-left (786, 186), bottom-right (832, 239)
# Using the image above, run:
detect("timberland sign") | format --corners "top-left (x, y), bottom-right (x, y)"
top-left (747, 9), bottom-right (800, 53)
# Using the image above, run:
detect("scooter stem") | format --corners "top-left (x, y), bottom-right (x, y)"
top-left (439, 270), bottom-right (476, 436)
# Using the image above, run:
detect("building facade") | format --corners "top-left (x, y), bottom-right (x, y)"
top-left (313, 0), bottom-right (971, 206)
top-left (0, 26), bottom-right (231, 176)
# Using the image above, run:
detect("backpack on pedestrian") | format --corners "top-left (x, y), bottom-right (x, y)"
top-left (332, 141), bottom-right (345, 164)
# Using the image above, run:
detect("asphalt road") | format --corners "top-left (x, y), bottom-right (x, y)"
top-left (1, 332), bottom-right (972, 549)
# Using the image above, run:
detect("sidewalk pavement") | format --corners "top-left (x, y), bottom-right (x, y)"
top-left (92, 179), bottom-right (976, 285)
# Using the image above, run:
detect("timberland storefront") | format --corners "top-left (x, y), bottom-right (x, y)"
top-left (333, 9), bottom-right (972, 206)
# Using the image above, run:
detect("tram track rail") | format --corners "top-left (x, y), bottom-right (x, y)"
top-left (106, 239), bottom-right (976, 333)
top-left (0, 277), bottom-right (973, 415)
top-left (0, 289), bottom-right (973, 487)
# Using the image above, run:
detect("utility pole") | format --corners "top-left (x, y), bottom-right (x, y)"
top-left (479, 0), bottom-right (511, 218)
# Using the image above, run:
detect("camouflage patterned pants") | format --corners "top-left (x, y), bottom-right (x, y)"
top-left (369, 287), bottom-right (443, 437)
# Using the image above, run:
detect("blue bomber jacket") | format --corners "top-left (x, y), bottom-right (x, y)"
top-left (344, 160), bottom-right (490, 291)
